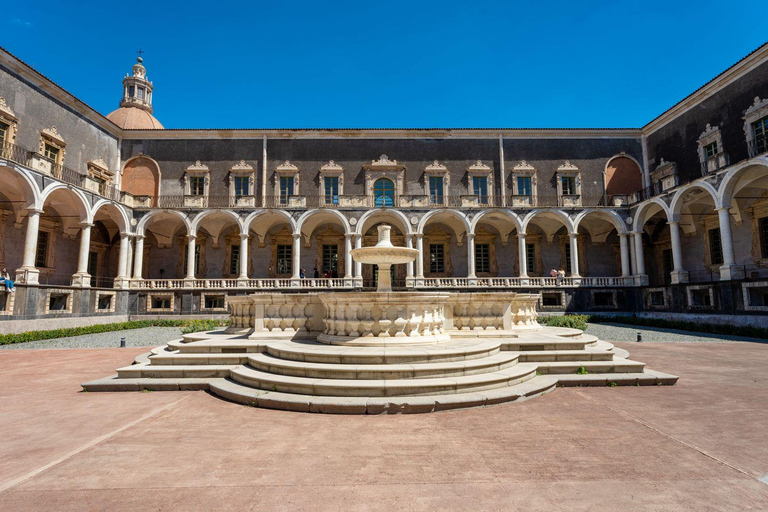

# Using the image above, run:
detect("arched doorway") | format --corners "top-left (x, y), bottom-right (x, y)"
top-left (122, 156), bottom-right (160, 206)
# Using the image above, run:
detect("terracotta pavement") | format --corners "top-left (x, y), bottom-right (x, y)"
top-left (1, 341), bottom-right (767, 511)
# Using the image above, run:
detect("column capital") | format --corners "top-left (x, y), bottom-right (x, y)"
top-left (568, 231), bottom-right (579, 238)
top-left (345, 233), bottom-right (354, 239)
top-left (239, 232), bottom-right (250, 239)
top-left (667, 220), bottom-right (680, 226)
top-left (26, 207), bottom-right (44, 215)
top-left (79, 222), bottom-right (95, 228)
top-left (134, 234), bottom-right (146, 241)
top-left (120, 231), bottom-right (131, 240)
top-left (517, 231), bottom-right (527, 238)
top-left (186, 234), bottom-right (197, 241)
top-left (292, 233), bottom-right (301, 240)
top-left (715, 206), bottom-right (732, 214)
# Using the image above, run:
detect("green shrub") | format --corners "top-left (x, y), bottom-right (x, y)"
top-left (576, 366), bottom-right (589, 375)
top-left (0, 319), bottom-right (229, 346)
top-left (588, 315), bottom-right (768, 340)
top-left (541, 314), bottom-right (590, 331)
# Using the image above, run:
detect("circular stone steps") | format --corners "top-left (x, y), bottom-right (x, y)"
top-left (230, 362), bottom-right (538, 397)
top-left (248, 351), bottom-right (520, 380)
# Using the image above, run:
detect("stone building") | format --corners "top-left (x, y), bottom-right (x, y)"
top-left (0, 43), bottom-right (767, 331)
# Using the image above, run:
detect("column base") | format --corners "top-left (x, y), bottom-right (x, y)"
top-left (183, 277), bottom-right (197, 289)
top-left (236, 277), bottom-right (250, 288)
top-left (405, 276), bottom-right (416, 289)
top-left (113, 277), bottom-right (132, 289)
top-left (670, 270), bottom-right (689, 284)
top-left (634, 274), bottom-right (649, 286)
top-left (15, 267), bottom-right (39, 285)
top-left (354, 277), bottom-right (364, 289)
top-left (343, 276), bottom-right (355, 288)
top-left (570, 275), bottom-right (582, 286)
top-left (291, 277), bottom-right (302, 288)
top-left (719, 265), bottom-right (745, 281)
top-left (467, 276), bottom-right (478, 287)
top-left (70, 273), bottom-right (92, 287)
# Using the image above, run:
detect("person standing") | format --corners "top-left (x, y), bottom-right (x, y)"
top-left (300, 268), bottom-right (306, 279)
top-left (313, 267), bottom-right (319, 279)
top-left (556, 267), bottom-right (565, 286)
top-left (0, 268), bottom-right (14, 292)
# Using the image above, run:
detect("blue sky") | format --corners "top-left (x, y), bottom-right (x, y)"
top-left (5, 1), bottom-right (766, 129)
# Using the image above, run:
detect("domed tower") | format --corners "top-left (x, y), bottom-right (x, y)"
top-left (106, 56), bottom-right (164, 129)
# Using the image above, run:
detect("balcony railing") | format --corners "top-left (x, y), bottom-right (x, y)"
top-left (0, 140), bottom-right (32, 164)
top-left (747, 138), bottom-right (768, 158)
top-left (700, 152), bottom-right (730, 176)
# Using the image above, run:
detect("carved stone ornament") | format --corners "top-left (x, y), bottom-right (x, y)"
top-left (187, 160), bottom-right (210, 173)
top-left (0, 97), bottom-right (17, 121)
top-left (230, 160), bottom-right (254, 172)
top-left (513, 160), bottom-right (536, 173)
top-left (41, 126), bottom-right (66, 146)
top-left (320, 160), bottom-right (344, 173)
top-left (425, 160), bottom-right (448, 173)
top-left (275, 160), bottom-right (299, 173)
top-left (468, 160), bottom-right (492, 173)
top-left (699, 123), bottom-right (720, 141)
top-left (87, 157), bottom-right (113, 181)
top-left (557, 161), bottom-right (579, 172)
top-left (744, 96), bottom-right (768, 119)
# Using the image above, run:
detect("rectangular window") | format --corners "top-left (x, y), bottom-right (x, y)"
top-left (753, 116), bottom-right (768, 155)
top-left (0, 121), bottom-right (8, 146)
top-left (43, 143), bottom-right (59, 162)
top-left (526, 243), bottom-right (536, 273)
top-left (704, 141), bottom-right (719, 159)
top-left (759, 216), bottom-right (768, 259)
top-left (324, 177), bottom-right (339, 205)
top-left (322, 244), bottom-right (338, 275)
top-left (561, 176), bottom-right (576, 195)
top-left (649, 291), bottom-right (665, 307)
top-left (564, 243), bottom-right (572, 273)
top-left (234, 176), bottom-right (249, 197)
top-left (137, 88), bottom-right (145, 99)
top-left (517, 176), bottom-right (532, 196)
top-left (429, 244), bottom-right (444, 274)
top-left (151, 296), bottom-right (172, 310)
top-left (472, 176), bottom-right (488, 203)
top-left (662, 248), bottom-right (673, 284)
top-left (429, 176), bottom-right (444, 204)
top-left (183, 244), bottom-right (201, 276)
top-left (190, 176), bottom-right (205, 196)
top-left (475, 243), bottom-right (490, 274)
top-left (204, 295), bottom-right (226, 309)
top-left (35, 231), bottom-right (49, 268)
top-left (280, 177), bottom-right (294, 204)
top-left (276, 244), bottom-right (292, 275)
top-left (709, 227), bottom-right (724, 265)
top-left (128, 85), bottom-right (135, 97)
top-left (230, 244), bottom-right (240, 275)
top-left (542, 292), bottom-right (562, 306)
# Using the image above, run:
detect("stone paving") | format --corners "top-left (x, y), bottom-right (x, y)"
top-left (585, 323), bottom-right (768, 344)
top-left (0, 339), bottom-right (767, 510)
top-left (0, 327), bottom-right (185, 350)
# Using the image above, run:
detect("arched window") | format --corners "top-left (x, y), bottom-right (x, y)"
top-left (373, 178), bottom-right (395, 207)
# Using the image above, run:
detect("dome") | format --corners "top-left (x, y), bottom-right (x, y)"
top-left (106, 107), bottom-right (164, 129)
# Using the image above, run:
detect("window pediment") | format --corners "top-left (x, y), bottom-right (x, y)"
top-left (41, 126), bottom-right (66, 147)
top-left (365, 154), bottom-right (404, 171)
top-left (513, 160), bottom-right (536, 174)
top-left (556, 161), bottom-right (579, 175)
top-left (275, 160), bottom-right (299, 174)
top-left (87, 157), bottom-right (114, 182)
top-left (467, 160), bottom-right (492, 176)
top-left (651, 158), bottom-right (676, 180)
top-left (229, 160), bottom-right (254, 175)
top-left (320, 160), bottom-right (343, 175)
top-left (0, 97), bottom-right (18, 123)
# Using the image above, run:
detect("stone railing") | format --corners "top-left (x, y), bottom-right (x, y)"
top-left (446, 292), bottom-right (539, 331)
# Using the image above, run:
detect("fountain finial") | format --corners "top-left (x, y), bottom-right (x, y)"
top-left (376, 224), bottom-right (394, 248)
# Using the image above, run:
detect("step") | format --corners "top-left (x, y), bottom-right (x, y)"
top-left (82, 375), bottom-right (218, 392)
top-left (230, 363), bottom-right (538, 397)
top-left (500, 339), bottom-right (589, 351)
top-left (210, 375), bottom-right (558, 414)
top-left (555, 370), bottom-right (678, 387)
top-left (149, 353), bottom-right (250, 365)
top-left (265, 339), bottom-right (502, 365)
top-left (536, 359), bottom-right (646, 375)
top-left (517, 350), bottom-right (615, 362)
top-left (248, 352), bottom-right (520, 380)
top-left (117, 363), bottom-right (236, 379)
top-left (169, 339), bottom-right (267, 354)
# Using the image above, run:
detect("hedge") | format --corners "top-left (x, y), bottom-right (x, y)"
top-left (0, 319), bottom-right (229, 346)
top-left (542, 314), bottom-right (768, 340)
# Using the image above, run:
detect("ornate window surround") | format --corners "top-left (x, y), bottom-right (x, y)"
top-left (87, 157), bottom-right (114, 184)
top-left (511, 161), bottom-right (537, 206)
top-left (40, 126), bottom-right (66, 164)
top-left (364, 155), bottom-right (405, 199)
top-left (268, 226), bottom-right (294, 278)
top-left (424, 160), bottom-right (450, 201)
top-left (176, 234), bottom-right (208, 278)
top-left (423, 225), bottom-right (454, 277)
top-left (466, 160), bottom-right (493, 200)
top-left (319, 160), bottom-right (344, 203)
top-left (474, 226), bottom-right (498, 277)
top-left (222, 232), bottom-right (253, 278)
top-left (274, 160), bottom-right (300, 198)
top-left (743, 96), bottom-right (768, 146)
top-left (700, 215), bottom-right (723, 271)
top-left (314, 225), bottom-right (345, 276)
top-left (556, 161), bottom-right (581, 200)
top-left (0, 97), bottom-right (19, 146)
top-left (651, 158), bottom-right (677, 192)
top-left (183, 161), bottom-right (210, 197)
top-left (514, 233), bottom-right (543, 277)
top-left (36, 217), bottom-right (61, 275)
top-left (697, 123), bottom-right (727, 174)
top-left (228, 160), bottom-right (255, 198)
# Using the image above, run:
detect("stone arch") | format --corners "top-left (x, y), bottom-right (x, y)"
top-left (604, 154), bottom-right (643, 196)
top-left (243, 209), bottom-right (296, 235)
top-left (0, 164), bottom-right (41, 212)
top-left (356, 209), bottom-right (411, 236)
top-left (573, 209), bottom-right (628, 236)
top-left (121, 155), bottom-right (161, 205)
top-left (40, 184), bottom-right (90, 222)
top-left (297, 209), bottom-right (352, 236)
top-left (89, 199), bottom-right (131, 234)
top-left (632, 198), bottom-right (671, 232)
top-left (718, 158), bottom-right (768, 210)
top-left (669, 181), bottom-right (719, 218)
top-left (470, 209), bottom-right (523, 234)
top-left (190, 209), bottom-right (243, 236)
top-left (136, 209), bottom-right (191, 237)
top-left (521, 209), bottom-right (575, 234)
top-left (417, 209), bottom-right (470, 237)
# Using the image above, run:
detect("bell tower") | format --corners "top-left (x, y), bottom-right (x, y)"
top-left (119, 55), bottom-right (154, 113)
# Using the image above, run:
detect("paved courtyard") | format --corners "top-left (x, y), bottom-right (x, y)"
top-left (0, 337), bottom-right (767, 511)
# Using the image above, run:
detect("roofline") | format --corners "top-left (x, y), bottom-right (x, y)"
top-left (0, 46), bottom-right (123, 138)
top-left (642, 40), bottom-right (768, 135)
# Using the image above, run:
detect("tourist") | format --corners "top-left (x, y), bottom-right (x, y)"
top-left (549, 268), bottom-right (558, 280)
top-left (0, 268), bottom-right (14, 292)
top-left (313, 267), bottom-right (319, 279)
top-left (300, 268), bottom-right (306, 279)
top-left (556, 268), bottom-right (565, 286)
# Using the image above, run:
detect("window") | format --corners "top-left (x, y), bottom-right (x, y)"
top-left (753, 116), bottom-right (768, 155)
top-left (137, 87), bottom-right (145, 99)
top-left (48, 293), bottom-right (70, 312)
top-left (324, 176), bottom-right (339, 205)
top-left (151, 296), bottom-right (172, 310)
top-left (204, 295), bottom-right (226, 309)
top-left (476, 243), bottom-right (490, 274)
top-left (276, 244), bottom-right (292, 275)
top-left (279, 176), bottom-right (294, 204)
top-left (561, 176), bottom-right (577, 195)
top-left (374, 178), bottom-right (395, 207)
top-left (183, 244), bottom-right (201, 276)
top-left (190, 176), bottom-right (205, 196)
top-left (429, 176), bottom-right (444, 205)
top-left (35, 231), bottom-right (49, 268)
top-left (662, 249), bottom-right (673, 284)
top-left (429, 244), bottom-right (444, 273)
top-left (229, 244), bottom-right (240, 275)
top-left (128, 85), bottom-right (135, 97)
top-left (517, 176), bottom-right (532, 196)
top-left (234, 176), bottom-right (249, 197)
top-left (542, 292), bottom-right (562, 306)
top-left (43, 143), bottom-right (59, 162)
top-left (649, 291), bottom-right (665, 307)
top-left (526, 243), bottom-right (536, 273)
top-left (473, 176), bottom-right (488, 203)
top-left (709, 227), bottom-right (724, 265)
top-left (593, 292), bottom-right (615, 308)
top-left (322, 244), bottom-right (338, 275)
top-left (704, 141), bottom-right (719, 159)
top-left (564, 243), bottom-right (572, 273)
top-left (760, 217), bottom-right (768, 259)
top-left (0, 121), bottom-right (8, 146)
top-left (97, 295), bottom-right (113, 311)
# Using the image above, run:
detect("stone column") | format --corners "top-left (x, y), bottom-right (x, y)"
top-left (629, 233), bottom-right (637, 276)
top-left (115, 233), bottom-right (131, 289)
top-left (72, 222), bottom-right (93, 287)
top-left (633, 231), bottom-right (647, 285)
top-left (619, 234), bottom-right (630, 278)
top-left (291, 233), bottom-right (301, 286)
top-left (716, 207), bottom-right (742, 280)
top-left (517, 233), bottom-right (528, 278)
top-left (185, 235), bottom-right (196, 280)
top-left (405, 234), bottom-right (415, 288)
top-left (466, 233), bottom-right (476, 281)
top-left (16, 208), bottom-right (42, 284)
top-left (238, 233), bottom-right (249, 282)
top-left (668, 221), bottom-right (689, 284)
top-left (415, 234), bottom-right (425, 283)
top-left (133, 235), bottom-right (145, 280)
top-left (344, 234), bottom-right (353, 283)
top-left (569, 232), bottom-right (580, 278)
top-left (354, 234), bottom-right (363, 287)
top-left (126, 236), bottom-right (134, 284)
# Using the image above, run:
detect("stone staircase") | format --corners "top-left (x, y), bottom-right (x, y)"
top-left (83, 326), bottom-right (677, 414)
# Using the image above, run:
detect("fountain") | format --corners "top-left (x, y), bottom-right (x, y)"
top-left (350, 224), bottom-right (418, 293)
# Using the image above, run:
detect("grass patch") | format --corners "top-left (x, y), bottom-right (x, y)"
top-left (0, 319), bottom-right (229, 346)
top-left (542, 314), bottom-right (768, 340)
